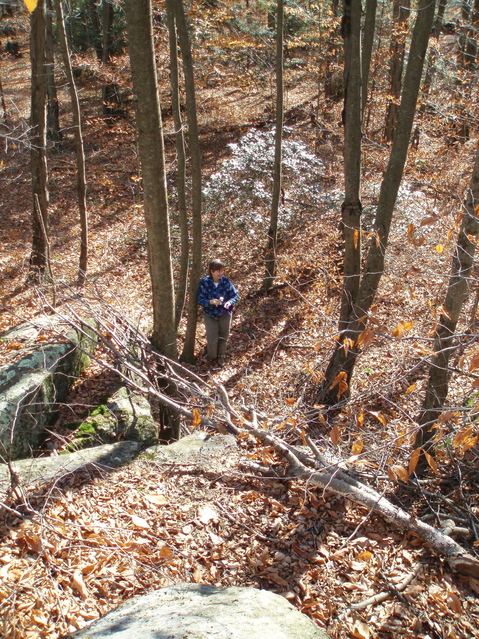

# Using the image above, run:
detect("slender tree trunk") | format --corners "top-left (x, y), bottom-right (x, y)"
top-left (101, 0), bottom-right (113, 64)
top-left (457, 0), bottom-right (471, 69)
top-left (465, 0), bottom-right (479, 69)
top-left (124, 0), bottom-right (177, 361)
top-left (166, 0), bottom-right (189, 330)
top-left (45, 0), bottom-right (61, 147)
top-left (316, 0), bottom-right (436, 406)
top-left (415, 145), bottom-right (479, 450)
top-left (433, 0), bottom-right (448, 38)
top-left (29, 0), bottom-right (50, 280)
top-left (384, 0), bottom-right (410, 142)
top-left (174, 0), bottom-right (203, 364)
top-left (339, 0), bottom-right (362, 333)
top-left (263, 0), bottom-right (284, 291)
top-left (423, 0), bottom-right (447, 95)
top-left (55, 0), bottom-right (88, 285)
top-left (361, 0), bottom-right (377, 122)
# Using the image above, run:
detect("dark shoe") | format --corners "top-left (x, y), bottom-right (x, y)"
top-left (217, 357), bottom-right (225, 368)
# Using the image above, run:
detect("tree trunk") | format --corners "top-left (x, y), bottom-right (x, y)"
top-left (166, 0), bottom-right (189, 330)
top-left (384, 0), bottom-right (410, 142)
top-left (361, 0), bottom-right (377, 122)
top-left (174, 0), bottom-right (203, 364)
top-left (263, 0), bottom-right (284, 291)
top-left (124, 0), bottom-right (177, 361)
top-left (101, 0), bottom-right (114, 64)
top-left (29, 0), bottom-right (50, 280)
top-left (45, 0), bottom-right (61, 147)
top-left (339, 0), bottom-right (362, 335)
top-left (316, 0), bottom-right (436, 406)
top-left (433, 0), bottom-right (448, 38)
top-left (55, 0), bottom-right (88, 285)
top-left (464, 0), bottom-right (479, 69)
top-left (415, 144), bottom-right (479, 450)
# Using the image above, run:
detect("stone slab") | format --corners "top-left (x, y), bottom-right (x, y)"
top-left (63, 583), bottom-right (330, 639)
top-left (0, 440), bottom-right (143, 493)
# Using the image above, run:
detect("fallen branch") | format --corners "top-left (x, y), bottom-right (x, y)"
top-left (28, 287), bottom-right (479, 579)
top-left (350, 562), bottom-right (423, 610)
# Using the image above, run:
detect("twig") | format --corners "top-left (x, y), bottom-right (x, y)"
top-left (350, 562), bottom-right (423, 610)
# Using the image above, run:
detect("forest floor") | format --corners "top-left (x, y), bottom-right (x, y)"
top-left (1, 7), bottom-right (479, 639)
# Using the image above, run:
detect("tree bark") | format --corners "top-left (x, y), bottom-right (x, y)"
top-left (166, 0), bottom-right (189, 330)
top-left (464, 0), bottom-right (479, 69)
top-left (29, 0), bottom-right (50, 280)
top-left (384, 0), bottom-right (410, 142)
top-left (45, 0), bottom-right (61, 147)
top-left (174, 0), bottom-right (203, 364)
top-left (316, 0), bottom-right (436, 405)
top-left (55, 0), bottom-right (89, 286)
top-left (339, 0), bottom-right (362, 334)
top-left (416, 144), bottom-right (479, 450)
top-left (361, 0), bottom-right (377, 122)
top-left (423, 0), bottom-right (447, 95)
top-left (124, 0), bottom-right (177, 361)
top-left (101, 0), bottom-right (113, 64)
top-left (263, 0), bottom-right (284, 291)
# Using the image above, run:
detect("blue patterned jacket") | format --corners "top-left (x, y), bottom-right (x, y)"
top-left (197, 276), bottom-right (239, 318)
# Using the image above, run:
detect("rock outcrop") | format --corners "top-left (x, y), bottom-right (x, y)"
top-left (0, 318), bottom-right (97, 459)
top-left (63, 583), bottom-right (331, 639)
top-left (0, 440), bottom-right (144, 493)
top-left (71, 386), bottom-right (158, 450)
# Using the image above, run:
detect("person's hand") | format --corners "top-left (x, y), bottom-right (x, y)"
top-left (224, 300), bottom-right (232, 310)
top-left (210, 298), bottom-right (221, 306)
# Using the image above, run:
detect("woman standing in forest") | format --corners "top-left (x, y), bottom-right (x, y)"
top-left (197, 259), bottom-right (239, 368)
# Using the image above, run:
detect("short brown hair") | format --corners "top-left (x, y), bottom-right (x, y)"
top-left (208, 259), bottom-right (225, 275)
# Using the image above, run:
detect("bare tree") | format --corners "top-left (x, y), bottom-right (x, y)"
top-left (263, 0), bottom-right (284, 291)
top-left (45, 0), bottom-right (61, 146)
top-left (166, 0), bottom-right (189, 330)
top-left (55, 0), bottom-right (88, 285)
top-left (29, 0), bottom-right (50, 280)
top-left (416, 144), bottom-right (479, 451)
top-left (384, 0), bottom-right (411, 142)
top-left (124, 0), bottom-right (177, 360)
top-left (361, 0), bottom-right (377, 122)
top-left (174, 0), bottom-right (203, 364)
top-left (315, 0), bottom-right (436, 406)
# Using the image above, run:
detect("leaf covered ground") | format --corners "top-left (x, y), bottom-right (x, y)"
top-left (1, 4), bottom-right (479, 638)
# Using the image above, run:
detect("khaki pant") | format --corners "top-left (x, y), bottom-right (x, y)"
top-left (203, 312), bottom-right (232, 360)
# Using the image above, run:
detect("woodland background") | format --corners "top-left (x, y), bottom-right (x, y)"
top-left (1, 0), bottom-right (479, 637)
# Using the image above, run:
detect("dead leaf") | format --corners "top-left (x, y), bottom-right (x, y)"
top-left (356, 551), bottom-right (373, 562)
top-left (424, 450), bottom-right (439, 474)
top-left (388, 465), bottom-right (409, 483)
top-left (352, 620), bottom-right (370, 639)
top-left (192, 408), bottom-right (201, 428)
top-left (330, 425), bottom-right (341, 446)
top-left (408, 448), bottom-right (422, 476)
top-left (469, 352), bottom-right (479, 373)
top-left (447, 591), bottom-right (462, 613)
top-left (131, 514), bottom-right (149, 529)
top-left (351, 439), bottom-right (364, 455)
top-left (265, 570), bottom-right (289, 587)
top-left (144, 493), bottom-right (169, 506)
top-left (198, 505), bottom-right (219, 524)
top-left (370, 411), bottom-right (387, 427)
top-left (72, 570), bottom-right (89, 599)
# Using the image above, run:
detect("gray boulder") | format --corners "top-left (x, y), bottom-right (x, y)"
top-left (0, 318), bottom-right (97, 460)
top-left (63, 583), bottom-right (330, 639)
top-left (0, 440), bottom-right (144, 493)
top-left (72, 386), bottom-right (158, 450)
top-left (145, 430), bottom-right (236, 462)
